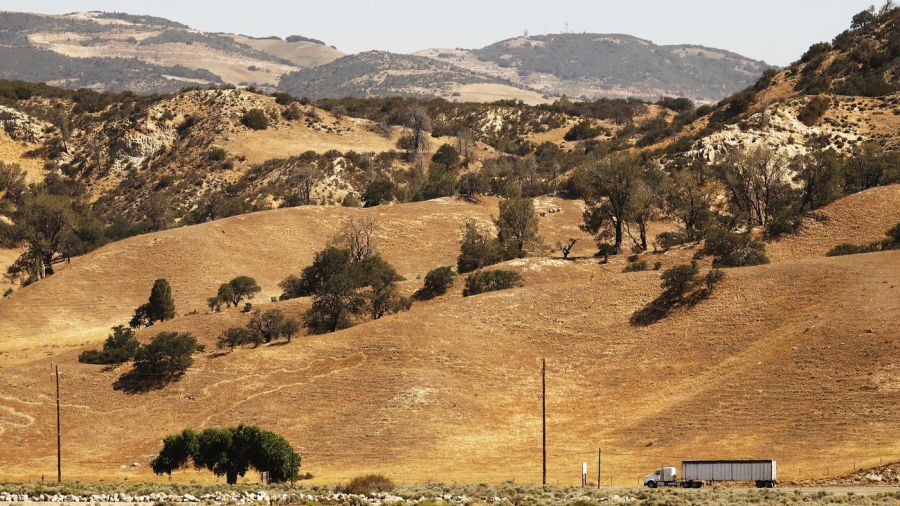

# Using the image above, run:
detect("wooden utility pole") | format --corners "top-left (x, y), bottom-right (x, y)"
top-left (541, 358), bottom-right (546, 486)
top-left (597, 448), bottom-right (602, 489)
top-left (54, 363), bottom-right (61, 483)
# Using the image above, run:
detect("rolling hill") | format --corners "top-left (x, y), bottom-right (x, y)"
top-left (0, 4), bottom-right (899, 490)
top-left (0, 187), bottom-right (898, 484)
top-left (0, 11), bottom-right (342, 93)
top-left (276, 51), bottom-right (550, 104)
top-left (0, 10), bottom-right (773, 103)
top-left (418, 34), bottom-right (773, 102)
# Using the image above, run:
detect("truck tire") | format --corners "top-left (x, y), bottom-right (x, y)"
top-left (647, 481), bottom-right (657, 489)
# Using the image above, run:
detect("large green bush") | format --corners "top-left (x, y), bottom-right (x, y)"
top-left (240, 108), bottom-right (269, 130)
top-left (798, 96), bottom-right (830, 126)
top-left (463, 270), bottom-right (524, 296)
top-left (78, 326), bottom-right (140, 364)
top-left (414, 266), bottom-right (455, 300)
top-left (701, 229), bottom-right (770, 268)
top-left (132, 332), bottom-right (203, 380)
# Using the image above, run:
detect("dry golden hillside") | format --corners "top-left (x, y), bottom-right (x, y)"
top-left (0, 197), bottom-right (590, 357)
top-left (0, 132), bottom-right (44, 183)
top-left (768, 184), bottom-right (900, 262)
top-left (0, 188), bottom-right (898, 486)
top-left (0, 251), bottom-right (896, 485)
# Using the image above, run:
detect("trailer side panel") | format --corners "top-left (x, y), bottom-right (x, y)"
top-left (682, 460), bottom-right (776, 482)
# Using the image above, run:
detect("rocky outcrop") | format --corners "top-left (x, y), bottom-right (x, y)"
top-left (0, 106), bottom-right (51, 144)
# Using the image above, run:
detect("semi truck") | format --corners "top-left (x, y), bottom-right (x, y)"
top-left (643, 460), bottom-right (777, 488)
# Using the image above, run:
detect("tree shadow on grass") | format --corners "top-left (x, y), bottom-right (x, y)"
top-left (630, 289), bottom-right (713, 326)
top-left (113, 369), bottom-right (184, 394)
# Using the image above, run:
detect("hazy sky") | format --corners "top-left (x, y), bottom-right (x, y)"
top-left (0, 0), bottom-right (880, 65)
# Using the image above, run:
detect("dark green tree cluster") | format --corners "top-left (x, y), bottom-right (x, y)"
top-left (457, 220), bottom-right (502, 274)
top-left (78, 326), bottom-right (140, 364)
top-left (208, 276), bottom-right (261, 312)
top-left (151, 425), bottom-right (300, 484)
top-left (131, 279), bottom-right (177, 328)
top-left (457, 197), bottom-right (543, 274)
top-left (462, 270), bottom-right (524, 297)
top-left (132, 332), bottom-right (203, 381)
top-left (578, 152), bottom-right (665, 255)
top-left (240, 108), bottom-right (269, 130)
top-left (700, 228), bottom-right (770, 268)
top-left (1, 169), bottom-right (109, 285)
top-left (564, 120), bottom-right (607, 141)
top-left (217, 308), bottom-right (301, 351)
top-left (104, 331), bottom-right (204, 392)
top-left (279, 241), bottom-right (409, 334)
top-left (413, 266), bottom-right (455, 301)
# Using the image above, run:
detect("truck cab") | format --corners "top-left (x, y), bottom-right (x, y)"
top-left (643, 467), bottom-right (677, 488)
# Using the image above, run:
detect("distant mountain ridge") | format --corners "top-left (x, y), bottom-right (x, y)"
top-left (1, 10), bottom-right (771, 102)
top-left (0, 11), bottom-right (343, 93)
top-left (276, 50), bottom-right (549, 103)
top-left (419, 33), bottom-right (774, 102)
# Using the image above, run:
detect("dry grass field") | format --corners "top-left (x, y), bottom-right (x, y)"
top-left (0, 186), bottom-right (898, 486)
top-left (223, 112), bottom-right (401, 165)
top-left (0, 132), bottom-right (44, 183)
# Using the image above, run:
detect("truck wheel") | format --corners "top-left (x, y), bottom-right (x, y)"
top-left (693, 481), bottom-right (703, 488)
top-left (647, 481), bottom-right (657, 489)
top-left (755, 480), bottom-right (763, 488)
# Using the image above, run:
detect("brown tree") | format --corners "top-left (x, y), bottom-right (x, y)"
top-left (338, 216), bottom-right (378, 262)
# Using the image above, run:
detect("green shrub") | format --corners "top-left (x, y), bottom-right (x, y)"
top-left (622, 260), bottom-right (648, 272)
top-left (362, 179), bottom-right (395, 207)
top-left (337, 474), bottom-right (395, 495)
top-left (661, 263), bottom-right (699, 296)
top-left (79, 326), bottom-right (140, 364)
top-left (282, 103), bottom-right (303, 120)
top-left (704, 269), bottom-right (725, 291)
top-left (826, 243), bottom-right (879, 256)
top-left (217, 327), bottom-right (255, 351)
top-left (273, 92), bottom-right (293, 105)
top-left (207, 148), bottom-right (226, 162)
top-left (240, 108), bottom-right (269, 130)
top-left (798, 96), bottom-right (830, 126)
top-left (463, 270), bottom-right (523, 296)
top-left (457, 220), bottom-right (502, 273)
top-left (341, 193), bottom-right (362, 207)
top-left (132, 332), bottom-right (203, 380)
top-left (800, 42), bottom-right (832, 63)
top-left (564, 120), bottom-right (606, 141)
top-left (656, 231), bottom-right (689, 250)
top-left (414, 266), bottom-right (455, 300)
top-left (702, 229), bottom-right (770, 267)
top-left (884, 223), bottom-right (900, 249)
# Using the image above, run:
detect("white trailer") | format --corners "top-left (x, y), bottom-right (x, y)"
top-left (643, 460), bottom-right (777, 488)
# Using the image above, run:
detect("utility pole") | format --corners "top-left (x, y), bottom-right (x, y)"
top-left (597, 448), bottom-right (602, 489)
top-left (541, 358), bottom-right (546, 486)
top-left (54, 363), bottom-right (61, 483)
